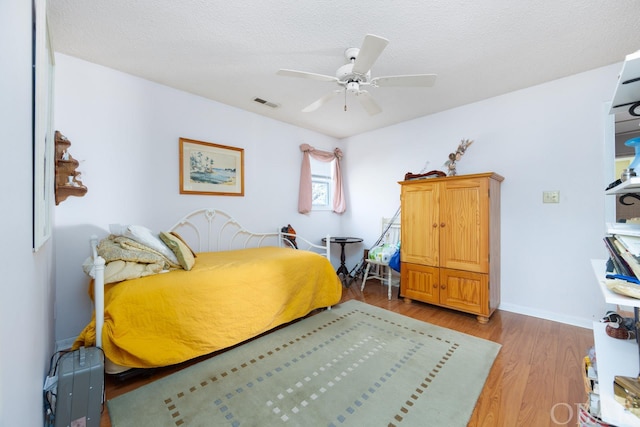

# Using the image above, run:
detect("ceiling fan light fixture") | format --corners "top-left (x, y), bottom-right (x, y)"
top-left (346, 81), bottom-right (359, 93)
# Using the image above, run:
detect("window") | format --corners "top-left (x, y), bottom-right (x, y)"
top-left (310, 157), bottom-right (333, 210)
top-left (297, 144), bottom-right (344, 214)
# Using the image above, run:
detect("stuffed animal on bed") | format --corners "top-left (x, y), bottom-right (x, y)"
top-left (281, 224), bottom-right (298, 249)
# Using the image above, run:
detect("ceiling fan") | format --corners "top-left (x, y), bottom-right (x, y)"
top-left (277, 34), bottom-right (437, 115)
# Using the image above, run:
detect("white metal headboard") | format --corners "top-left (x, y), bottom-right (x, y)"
top-left (169, 208), bottom-right (274, 252)
top-left (168, 208), bottom-right (329, 256)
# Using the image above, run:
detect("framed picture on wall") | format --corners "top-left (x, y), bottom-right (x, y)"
top-left (33, 0), bottom-right (55, 251)
top-left (179, 138), bottom-right (245, 196)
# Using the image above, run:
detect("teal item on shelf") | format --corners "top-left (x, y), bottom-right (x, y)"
top-left (625, 137), bottom-right (640, 171)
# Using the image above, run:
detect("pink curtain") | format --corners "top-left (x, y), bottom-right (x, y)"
top-left (298, 144), bottom-right (345, 214)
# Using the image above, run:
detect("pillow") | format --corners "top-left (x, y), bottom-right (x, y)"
top-left (169, 231), bottom-right (197, 258)
top-left (160, 231), bottom-right (196, 271)
top-left (109, 224), bottom-right (179, 265)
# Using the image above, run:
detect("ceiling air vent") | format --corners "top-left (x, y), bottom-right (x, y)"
top-left (253, 97), bottom-right (279, 109)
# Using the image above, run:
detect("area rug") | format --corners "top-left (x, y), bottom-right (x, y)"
top-left (108, 300), bottom-right (501, 427)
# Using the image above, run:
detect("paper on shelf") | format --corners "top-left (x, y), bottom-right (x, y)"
top-left (617, 235), bottom-right (640, 257)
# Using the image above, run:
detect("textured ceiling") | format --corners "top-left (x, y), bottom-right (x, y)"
top-left (47, 0), bottom-right (640, 139)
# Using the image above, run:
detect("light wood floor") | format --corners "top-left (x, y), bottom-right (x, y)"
top-left (99, 280), bottom-right (594, 426)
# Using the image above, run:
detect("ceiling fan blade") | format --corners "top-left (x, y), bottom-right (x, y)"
top-left (277, 69), bottom-right (339, 83)
top-left (371, 74), bottom-right (437, 87)
top-left (302, 90), bottom-right (342, 112)
top-left (352, 34), bottom-right (389, 75)
top-left (356, 90), bottom-right (382, 115)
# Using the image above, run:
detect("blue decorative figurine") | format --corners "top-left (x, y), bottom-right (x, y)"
top-left (626, 136), bottom-right (640, 171)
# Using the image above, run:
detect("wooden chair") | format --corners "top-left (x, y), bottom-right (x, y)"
top-left (361, 217), bottom-right (400, 300)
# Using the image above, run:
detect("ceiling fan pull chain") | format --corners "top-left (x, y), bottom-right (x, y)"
top-left (344, 88), bottom-right (347, 111)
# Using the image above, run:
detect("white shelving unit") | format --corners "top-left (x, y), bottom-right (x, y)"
top-left (591, 260), bottom-right (640, 426)
top-left (593, 48), bottom-right (640, 426)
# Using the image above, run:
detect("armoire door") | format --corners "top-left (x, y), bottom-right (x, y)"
top-left (401, 182), bottom-right (439, 266)
top-left (439, 177), bottom-right (490, 273)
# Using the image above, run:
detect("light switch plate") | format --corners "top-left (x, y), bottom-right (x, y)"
top-left (543, 191), bottom-right (560, 203)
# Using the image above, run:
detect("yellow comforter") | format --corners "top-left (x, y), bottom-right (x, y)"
top-left (73, 247), bottom-right (342, 369)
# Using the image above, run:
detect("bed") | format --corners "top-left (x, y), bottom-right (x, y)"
top-left (73, 208), bottom-right (342, 374)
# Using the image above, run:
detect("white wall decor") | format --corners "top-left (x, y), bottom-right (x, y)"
top-left (33, 0), bottom-right (55, 251)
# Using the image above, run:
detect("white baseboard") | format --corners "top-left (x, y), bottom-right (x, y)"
top-left (55, 337), bottom-right (76, 352)
top-left (498, 302), bottom-right (594, 330)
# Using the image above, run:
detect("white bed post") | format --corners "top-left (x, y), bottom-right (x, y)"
top-left (326, 234), bottom-right (333, 311)
top-left (326, 234), bottom-right (331, 260)
top-left (90, 235), bottom-right (106, 348)
top-left (94, 257), bottom-right (105, 348)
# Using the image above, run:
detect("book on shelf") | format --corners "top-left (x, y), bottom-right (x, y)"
top-left (612, 238), bottom-right (640, 273)
top-left (604, 236), bottom-right (635, 277)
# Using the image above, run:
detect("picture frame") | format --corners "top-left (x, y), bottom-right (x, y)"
top-left (179, 138), bottom-right (244, 196)
top-left (33, 0), bottom-right (55, 251)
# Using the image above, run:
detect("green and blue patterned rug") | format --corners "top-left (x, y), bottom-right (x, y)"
top-left (108, 300), bottom-right (500, 426)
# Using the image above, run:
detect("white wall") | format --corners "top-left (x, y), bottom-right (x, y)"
top-left (343, 64), bottom-right (620, 327)
top-left (0, 1), bottom-right (56, 425)
top-left (53, 54), bottom-right (343, 345)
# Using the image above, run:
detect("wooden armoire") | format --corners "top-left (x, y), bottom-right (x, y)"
top-left (399, 172), bottom-right (503, 323)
